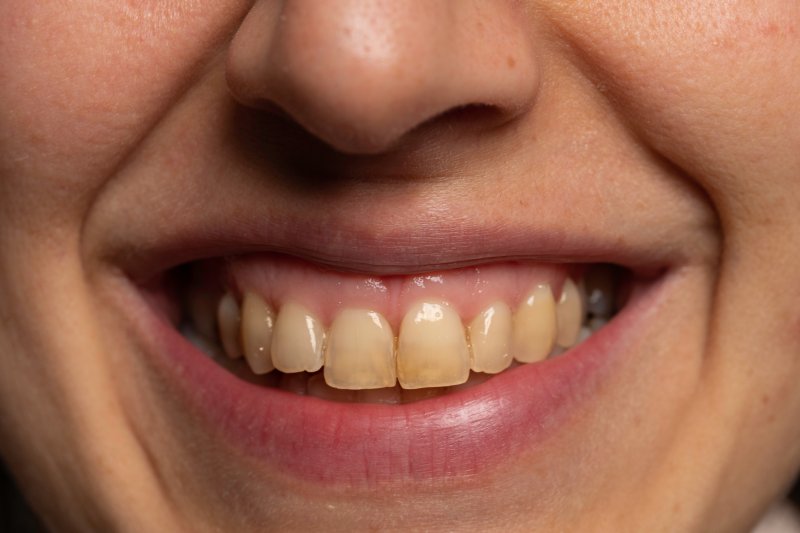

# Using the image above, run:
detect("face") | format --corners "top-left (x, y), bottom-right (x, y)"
top-left (1, 1), bottom-right (799, 531)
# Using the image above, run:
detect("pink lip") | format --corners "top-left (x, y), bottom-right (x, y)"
top-left (123, 266), bottom-right (667, 486)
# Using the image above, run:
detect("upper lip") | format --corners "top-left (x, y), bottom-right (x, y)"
top-left (84, 104), bottom-right (715, 284)
top-left (99, 201), bottom-right (675, 283)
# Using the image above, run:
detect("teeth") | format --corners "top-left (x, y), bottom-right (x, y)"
top-left (512, 284), bottom-right (556, 363)
top-left (271, 302), bottom-right (325, 373)
top-left (584, 266), bottom-right (616, 317)
top-left (397, 301), bottom-right (470, 389)
top-left (468, 301), bottom-right (513, 374)
top-left (201, 267), bottom-right (617, 394)
top-left (324, 309), bottom-right (396, 390)
top-left (240, 291), bottom-right (276, 375)
top-left (556, 278), bottom-right (584, 348)
top-left (217, 293), bottom-right (242, 359)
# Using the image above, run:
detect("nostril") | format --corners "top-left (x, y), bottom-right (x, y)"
top-left (415, 104), bottom-right (510, 134)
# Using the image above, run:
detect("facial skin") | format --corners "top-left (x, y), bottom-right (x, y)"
top-left (0, 1), bottom-right (799, 531)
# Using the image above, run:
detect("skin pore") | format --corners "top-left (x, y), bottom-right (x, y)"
top-left (0, 1), bottom-right (799, 531)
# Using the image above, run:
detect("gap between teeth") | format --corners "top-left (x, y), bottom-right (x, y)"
top-left (190, 274), bottom-right (615, 393)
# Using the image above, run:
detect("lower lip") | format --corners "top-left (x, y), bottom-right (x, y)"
top-left (128, 273), bottom-right (665, 486)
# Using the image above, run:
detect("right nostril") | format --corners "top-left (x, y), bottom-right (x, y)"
top-left (418, 104), bottom-right (509, 133)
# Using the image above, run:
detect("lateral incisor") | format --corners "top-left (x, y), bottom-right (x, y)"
top-left (324, 309), bottom-right (396, 390)
top-left (271, 302), bottom-right (325, 373)
top-left (468, 301), bottom-right (513, 374)
top-left (397, 301), bottom-right (470, 389)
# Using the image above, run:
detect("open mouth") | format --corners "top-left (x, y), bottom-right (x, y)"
top-left (119, 243), bottom-right (669, 484)
top-left (174, 256), bottom-right (627, 404)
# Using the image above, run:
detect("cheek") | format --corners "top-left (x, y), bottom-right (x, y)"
top-left (547, 0), bottom-right (800, 225)
top-left (0, 1), bottom-right (248, 229)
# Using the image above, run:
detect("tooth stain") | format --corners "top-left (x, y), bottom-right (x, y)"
top-left (197, 267), bottom-right (620, 397)
top-left (397, 301), bottom-right (470, 390)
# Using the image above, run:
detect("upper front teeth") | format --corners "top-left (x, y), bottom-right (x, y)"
top-left (468, 301), bottom-right (513, 374)
top-left (211, 278), bottom-right (600, 391)
top-left (397, 301), bottom-right (471, 389)
top-left (325, 309), bottom-right (396, 390)
top-left (271, 302), bottom-right (325, 373)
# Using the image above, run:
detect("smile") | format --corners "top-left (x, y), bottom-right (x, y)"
top-left (117, 233), bottom-right (671, 485)
top-left (183, 257), bottom-right (622, 401)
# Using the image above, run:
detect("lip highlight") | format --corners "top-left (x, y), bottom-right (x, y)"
top-left (121, 261), bottom-right (669, 486)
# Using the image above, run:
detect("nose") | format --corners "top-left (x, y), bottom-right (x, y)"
top-left (226, 0), bottom-right (540, 154)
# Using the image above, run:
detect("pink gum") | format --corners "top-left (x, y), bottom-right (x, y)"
top-left (200, 255), bottom-right (579, 328)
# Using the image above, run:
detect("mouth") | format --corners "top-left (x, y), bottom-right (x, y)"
top-left (120, 242), bottom-right (671, 485)
top-left (181, 257), bottom-right (623, 400)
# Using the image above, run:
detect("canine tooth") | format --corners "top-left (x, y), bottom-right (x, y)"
top-left (240, 292), bottom-right (276, 375)
top-left (556, 278), bottom-right (584, 348)
top-left (307, 374), bottom-right (358, 402)
top-left (397, 301), bottom-right (470, 389)
top-left (513, 284), bottom-right (556, 363)
top-left (584, 267), bottom-right (615, 317)
top-left (217, 293), bottom-right (242, 359)
top-left (468, 302), bottom-right (513, 374)
top-left (271, 302), bottom-right (325, 373)
top-left (324, 309), bottom-right (396, 390)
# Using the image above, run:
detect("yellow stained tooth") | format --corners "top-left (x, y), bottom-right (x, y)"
top-left (240, 292), bottom-right (276, 375)
top-left (556, 278), bottom-right (584, 348)
top-left (468, 301), bottom-right (513, 374)
top-left (217, 293), bottom-right (242, 359)
top-left (324, 309), bottom-right (396, 390)
top-left (271, 302), bottom-right (325, 373)
top-left (397, 301), bottom-right (470, 389)
top-left (513, 284), bottom-right (556, 363)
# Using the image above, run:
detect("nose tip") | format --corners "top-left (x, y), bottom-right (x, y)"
top-left (227, 0), bottom-right (540, 154)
